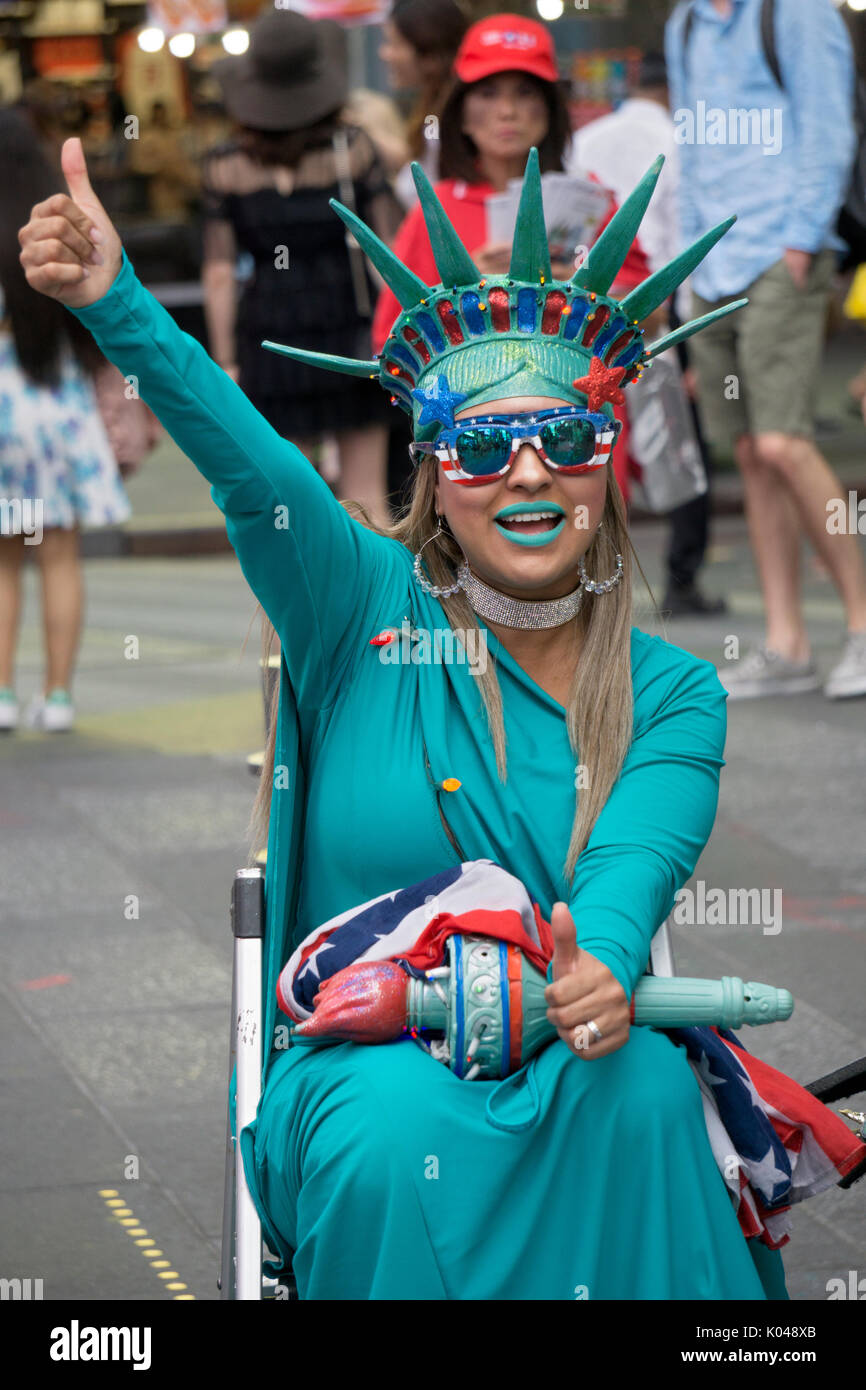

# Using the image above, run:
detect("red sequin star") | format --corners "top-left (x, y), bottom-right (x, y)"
top-left (572, 357), bottom-right (628, 411)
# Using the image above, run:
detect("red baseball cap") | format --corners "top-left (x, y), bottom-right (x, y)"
top-left (453, 13), bottom-right (560, 86)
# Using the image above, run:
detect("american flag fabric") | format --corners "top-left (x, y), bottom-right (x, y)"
top-left (667, 1024), bottom-right (865, 1248)
top-left (277, 859), bottom-right (865, 1249)
top-left (278, 859), bottom-right (552, 1020)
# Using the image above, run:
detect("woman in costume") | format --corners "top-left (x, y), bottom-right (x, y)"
top-left (19, 131), bottom-right (790, 1300)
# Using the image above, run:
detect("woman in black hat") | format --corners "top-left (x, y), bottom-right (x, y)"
top-left (202, 8), bottom-right (404, 528)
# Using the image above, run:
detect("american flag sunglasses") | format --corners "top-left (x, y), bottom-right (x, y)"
top-left (408, 407), bottom-right (622, 485)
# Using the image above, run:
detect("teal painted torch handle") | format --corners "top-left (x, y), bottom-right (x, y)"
top-left (631, 976), bottom-right (794, 1028)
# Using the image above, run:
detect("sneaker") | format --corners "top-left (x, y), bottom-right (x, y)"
top-left (716, 645), bottom-right (822, 700)
top-left (661, 583), bottom-right (728, 617)
top-left (25, 688), bottom-right (75, 732)
top-left (0, 688), bottom-right (18, 732)
top-left (824, 630), bottom-right (866, 700)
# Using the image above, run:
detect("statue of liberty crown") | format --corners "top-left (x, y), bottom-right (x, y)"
top-left (262, 148), bottom-right (746, 441)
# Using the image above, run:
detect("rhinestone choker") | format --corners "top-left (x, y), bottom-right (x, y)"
top-left (456, 560), bottom-right (584, 630)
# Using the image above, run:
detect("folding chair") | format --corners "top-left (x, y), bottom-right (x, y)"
top-left (219, 865), bottom-right (300, 1300)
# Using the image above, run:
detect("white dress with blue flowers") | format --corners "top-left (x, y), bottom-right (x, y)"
top-left (0, 326), bottom-right (131, 535)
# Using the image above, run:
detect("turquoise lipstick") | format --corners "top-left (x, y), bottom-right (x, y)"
top-left (493, 502), bottom-right (566, 547)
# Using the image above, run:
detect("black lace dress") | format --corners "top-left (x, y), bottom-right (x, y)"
top-left (201, 124), bottom-right (404, 439)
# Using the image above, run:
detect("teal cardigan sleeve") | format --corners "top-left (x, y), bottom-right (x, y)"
top-left (566, 650), bottom-right (728, 1000)
top-left (67, 249), bottom-right (402, 712)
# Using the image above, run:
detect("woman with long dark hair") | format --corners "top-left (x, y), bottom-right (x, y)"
top-left (0, 107), bottom-right (129, 733)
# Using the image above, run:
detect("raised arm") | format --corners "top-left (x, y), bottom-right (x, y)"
top-left (19, 137), bottom-right (403, 712)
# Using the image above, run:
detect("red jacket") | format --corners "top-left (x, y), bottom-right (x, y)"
top-left (371, 175), bottom-right (650, 503)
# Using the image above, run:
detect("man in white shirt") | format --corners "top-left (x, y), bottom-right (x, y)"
top-left (567, 53), bottom-right (682, 287)
top-left (568, 53), bottom-right (724, 617)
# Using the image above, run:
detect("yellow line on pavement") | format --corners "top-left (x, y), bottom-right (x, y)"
top-left (98, 1188), bottom-right (193, 1300)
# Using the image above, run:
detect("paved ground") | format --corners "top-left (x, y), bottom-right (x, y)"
top-left (1, 329), bottom-right (865, 1303)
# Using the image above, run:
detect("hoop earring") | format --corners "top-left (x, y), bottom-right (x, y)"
top-left (578, 550), bottom-right (624, 595)
top-left (413, 517), bottom-right (462, 598)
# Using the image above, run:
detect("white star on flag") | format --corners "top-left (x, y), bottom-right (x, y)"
top-left (746, 1144), bottom-right (790, 1197)
top-left (696, 1050), bottom-right (728, 1089)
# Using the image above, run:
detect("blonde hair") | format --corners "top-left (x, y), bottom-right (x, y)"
top-left (247, 457), bottom-right (662, 888)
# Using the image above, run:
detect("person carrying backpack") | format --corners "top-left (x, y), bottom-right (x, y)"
top-left (666, 0), bottom-right (866, 700)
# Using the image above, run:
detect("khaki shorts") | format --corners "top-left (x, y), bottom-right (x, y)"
top-left (686, 248), bottom-right (836, 445)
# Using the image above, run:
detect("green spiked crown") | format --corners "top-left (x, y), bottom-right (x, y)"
top-left (263, 148), bottom-right (747, 444)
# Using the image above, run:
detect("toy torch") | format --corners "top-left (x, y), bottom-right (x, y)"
top-left (284, 934), bottom-right (794, 1081)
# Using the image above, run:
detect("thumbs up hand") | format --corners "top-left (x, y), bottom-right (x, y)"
top-left (18, 137), bottom-right (123, 309)
top-left (544, 902), bottom-right (630, 1060)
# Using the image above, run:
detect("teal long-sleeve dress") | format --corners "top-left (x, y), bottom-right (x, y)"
top-left (70, 252), bottom-right (788, 1301)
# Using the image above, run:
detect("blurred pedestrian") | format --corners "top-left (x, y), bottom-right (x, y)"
top-left (0, 108), bottom-right (130, 733)
top-left (378, 0), bottom-right (471, 211)
top-left (371, 12), bottom-right (653, 506)
top-left (667, 0), bottom-right (866, 698)
top-left (573, 51), bottom-right (726, 616)
top-left (203, 8), bottom-right (404, 528)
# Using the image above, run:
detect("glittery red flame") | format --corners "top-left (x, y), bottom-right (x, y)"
top-left (291, 962), bottom-right (409, 1044)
